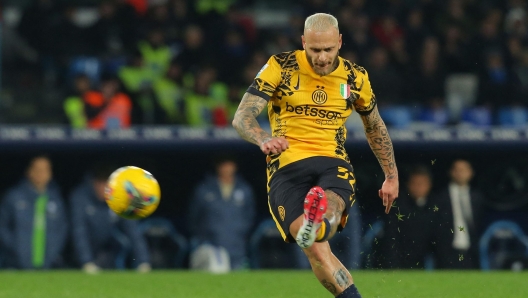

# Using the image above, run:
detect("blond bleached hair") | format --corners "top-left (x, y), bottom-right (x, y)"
top-left (304, 13), bottom-right (339, 33)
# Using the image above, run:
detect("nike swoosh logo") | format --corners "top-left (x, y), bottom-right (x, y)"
top-left (356, 78), bottom-right (364, 91)
top-left (293, 74), bottom-right (300, 90)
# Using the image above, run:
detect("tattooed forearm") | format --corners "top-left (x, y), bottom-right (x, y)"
top-left (232, 93), bottom-right (271, 146)
top-left (360, 107), bottom-right (398, 179)
top-left (321, 279), bottom-right (338, 294)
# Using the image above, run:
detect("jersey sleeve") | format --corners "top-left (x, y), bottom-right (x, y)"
top-left (246, 56), bottom-right (282, 101)
top-left (352, 70), bottom-right (377, 115)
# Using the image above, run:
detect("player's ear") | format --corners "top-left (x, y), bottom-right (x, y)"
top-left (301, 35), bottom-right (306, 49)
top-left (339, 34), bottom-right (342, 49)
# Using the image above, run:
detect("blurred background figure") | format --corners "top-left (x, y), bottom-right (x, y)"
top-left (188, 155), bottom-right (255, 271)
top-left (63, 74), bottom-right (92, 128)
top-left (84, 74), bottom-right (133, 129)
top-left (432, 159), bottom-right (484, 269)
top-left (378, 164), bottom-right (436, 269)
top-left (69, 164), bottom-right (151, 273)
top-left (0, 155), bottom-right (68, 269)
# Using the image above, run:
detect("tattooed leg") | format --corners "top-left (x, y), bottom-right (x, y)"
top-left (323, 190), bottom-right (345, 239)
top-left (303, 241), bottom-right (354, 296)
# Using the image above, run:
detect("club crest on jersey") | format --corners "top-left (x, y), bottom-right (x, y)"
top-left (340, 84), bottom-right (350, 99)
top-left (312, 85), bottom-right (327, 105)
top-left (278, 206), bottom-right (286, 221)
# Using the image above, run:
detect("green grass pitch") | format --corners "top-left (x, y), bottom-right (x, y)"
top-left (0, 270), bottom-right (526, 298)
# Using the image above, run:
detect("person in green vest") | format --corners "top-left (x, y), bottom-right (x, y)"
top-left (152, 60), bottom-right (185, 124)
top-left (0, 155), bottom-right (69, 269)
top-left (63, 74), bottom-right (91, 128)
top-left (194, 0), bottom-right (235, 15)
top-left (137, 28), bottom-right (173, 80)
top-left (184, 66), bottom-right (229, 126)
top-left (118, 51), bottom-right (160, 124)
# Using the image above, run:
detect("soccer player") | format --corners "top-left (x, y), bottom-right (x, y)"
top-left (232, 13), bottom-right (399, 297)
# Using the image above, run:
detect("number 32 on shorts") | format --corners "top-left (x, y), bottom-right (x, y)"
top-left (337, 166), bottom-right (356, 202)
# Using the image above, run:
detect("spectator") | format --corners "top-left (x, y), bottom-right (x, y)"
top-left (468, 15), bottom-right (507, 72)
top-left (63, 74), bottom-right (91, 128)
top-left (84, 74), bottom-right (133, 129)
top-left (366, 46), bottom-right (403, 106)
top-left (152, 60), bottom-right (186, 124)
top-left (138, 28), bottom-right (173, 80)
top-left (0, 155), bottom-right (68, 269)
top-left (442, 24), bottom-right (472, 73)
top-left (17, 0), bottom-right (61, 60)
top-left (407, 37), bottom-right (448, 123)
top-left (404, 7), bottom-right (430, 59)
top-left (166, 0), bottom-right (198, 46)
top-left (183, 66), bottom-right (229, 126)
top-left (477, 51), bottom-right (523, 109)
top-left (515, 49), bottom-right (528, 101)
top-left (188, 155), bottom-right (256, 270)
top-left (378, 165), bottom-right (436, 269)
top-left (431, 159), bottom-right (484, 269)
top-left (70, 164), bottom-right (151, 273)
top-left (339, 11), bottom-right (376, 64)
top-left (371, 14), bottom-right (404, 49)
top-left (89, 0), bottom-right (127, 56)
top-left (175, 25), bottom-right (207, 74)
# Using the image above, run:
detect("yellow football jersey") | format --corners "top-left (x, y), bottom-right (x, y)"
top-left (247, 50), bottom-right (376, 177)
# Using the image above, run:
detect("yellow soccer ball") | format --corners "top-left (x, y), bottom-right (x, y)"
top-left (105, 166), bottom-right (161, 219)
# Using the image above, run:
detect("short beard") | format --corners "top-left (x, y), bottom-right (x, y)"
top-left (306, 51), bottom-right (340, 76)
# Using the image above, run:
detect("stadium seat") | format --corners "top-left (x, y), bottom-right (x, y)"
top-left (479, 220), bottom-right (528, 270)
top-left (378, 106), bottom-right (413, 128)
top-left (461, 107), bottom-right (493, 127)
top-left (418, 107), bottom-right (449, 126)
top-left (498, 107), bottom-right (528, 126)
top-left (139, 217), bottom-right (189, 269)
top-left (249, 219), bottom-right (309, 269)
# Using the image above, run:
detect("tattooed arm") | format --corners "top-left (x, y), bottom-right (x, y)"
top-left (360, 106), bottom-right (399, 213)
top-left (232, 92), bottom-right (289, 155)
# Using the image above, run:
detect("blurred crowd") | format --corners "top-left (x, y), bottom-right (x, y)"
top-left (2, 0), bottom-right (528, 126)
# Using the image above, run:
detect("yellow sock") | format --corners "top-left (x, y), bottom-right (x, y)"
top-left (316, 219), bottom-right (328, 241)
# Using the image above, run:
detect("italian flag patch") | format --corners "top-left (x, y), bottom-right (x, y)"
top-left (340, 84), bottom-right (350, 99)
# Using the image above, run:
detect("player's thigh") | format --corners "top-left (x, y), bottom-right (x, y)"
top-left (315, 158), bottom-right (356, 228)
top-left (268, 161), bottom-right (315, 243)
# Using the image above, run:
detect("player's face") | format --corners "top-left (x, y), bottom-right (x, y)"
top-left (302, 27), bottom-right (342, 76)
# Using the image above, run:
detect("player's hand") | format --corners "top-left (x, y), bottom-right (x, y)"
top-left (260, 137), bottom-right (289, 155)
top-left (379, 178), bottom-right (399, 214)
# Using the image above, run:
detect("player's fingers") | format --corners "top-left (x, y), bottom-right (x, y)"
top-left (378, 189), bottom-right (383, 199)
top-left (279, 139), bottom-right (288, 150)
top-left (385, 199), bottom-right (392, 214)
